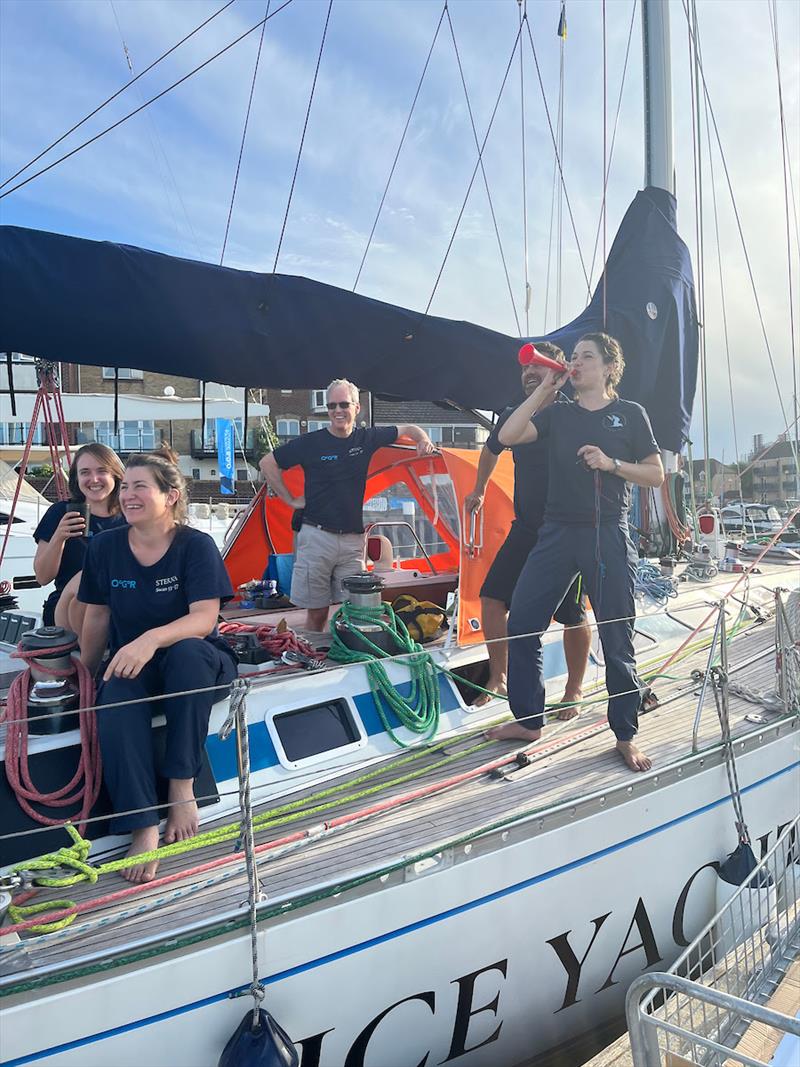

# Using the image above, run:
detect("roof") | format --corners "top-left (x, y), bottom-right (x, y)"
top-left (372, 398), bottom-right (485, 427)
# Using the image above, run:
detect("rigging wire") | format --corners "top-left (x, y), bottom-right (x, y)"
top-left (423, 22), bottom-right (523, 316)
top-left (704, 104), bottom-right (741, 496)
top-left (0, 0), bottom-right (238, 192)
top-left (523, 16), bottom-right (590, 291)
top-left (518, 0), bottom-right (530, 333)
top-left (108, 0), bottom-right (200, 258)
top-left (586, 0), bottom-right (637, 300)
top-left (445, 5), bottom-right (521, 334)
top-left (272, 0), bottom-right (333, 273)
top-left (352, 2), bottom-right (447, 293)
top-left (0, 0), bottom-right (295, 202)
top-left (220, 0), bottom-right (272, 266)
top-left (542, 5), bottom-right (565, 334)
top-left (555, 8), bottom-right (565, 325)
top-left (686, 0), bottom-right (710, 502)
top-left (680, 0), bottom-right (798, 473)
top-left (601, 0), bottom-right (607, 329)
top-left (767, 0), bottom-right (799, 500)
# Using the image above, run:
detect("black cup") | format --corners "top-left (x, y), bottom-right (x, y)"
top-left (68, 500), bottom-right (92, 536)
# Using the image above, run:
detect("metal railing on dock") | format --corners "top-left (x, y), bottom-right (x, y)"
top-left (626, 815), bottom-right (800, 1065)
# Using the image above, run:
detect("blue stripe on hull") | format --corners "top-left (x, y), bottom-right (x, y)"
top-left (6, 759), bottom-right (798, 1067)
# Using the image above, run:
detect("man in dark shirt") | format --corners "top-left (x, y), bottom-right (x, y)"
top-left (260, 379), bottom-right (434, 630)
top-left (465, 342), bottom-right (591, 712)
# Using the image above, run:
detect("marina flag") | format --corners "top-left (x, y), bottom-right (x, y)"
top-left (215, 417), bottom-right (235, 495)
top-left (557, 5), bottom-right (567, 39)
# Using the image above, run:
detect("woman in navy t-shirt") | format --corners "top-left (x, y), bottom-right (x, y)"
top-left (79, 446), bottom-right (237, 883)
top-left (33, 443), bottom-right (126, 630)
top-left (488, 333), bottom-right (664, 773)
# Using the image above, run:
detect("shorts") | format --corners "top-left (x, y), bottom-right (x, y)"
top-left (290, 524), bottom-right (366, 609)
top-left (480, 519), bottom-right (586, 626)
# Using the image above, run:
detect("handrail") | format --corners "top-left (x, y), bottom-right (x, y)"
top-left (365, 520), bottom-right (438, 574)
top-left (626, 971), bottom-right (800, 1067)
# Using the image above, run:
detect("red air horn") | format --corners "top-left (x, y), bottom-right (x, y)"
top-left (518, 343), bottom-right (571, 374)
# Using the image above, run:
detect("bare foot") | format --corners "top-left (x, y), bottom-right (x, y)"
top-left (557, 688), bottom-right (582, 720)
top-left (485, 721), bottom-right (542, 743)
top-left (473, 676), bottom-right (507, 707)
top-left (616, 739), bottom-right (652, 772)
top-left (164, 779), bottom-right (199, 844)
top-left (122, 825), bottom-right (160, 884)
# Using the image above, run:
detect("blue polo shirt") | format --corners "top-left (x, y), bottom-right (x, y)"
top-left (78, 525), bottom-right (234, 655)
top-left (273, 425), bottom-right (398, 533)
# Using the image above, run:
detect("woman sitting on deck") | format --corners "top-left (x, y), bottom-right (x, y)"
top-left (78, 446), bottom-right (238, 883)
top-left (33, 443), bottom-right (126, 631)
top-left (487, 333), bottom-right (664, 772)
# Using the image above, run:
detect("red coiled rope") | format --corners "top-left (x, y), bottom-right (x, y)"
top-left (218, 621), bottom-right (316, 658)
top-left (2, 643), bottom-right (101, 833)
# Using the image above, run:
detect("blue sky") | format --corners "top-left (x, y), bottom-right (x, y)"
top-left (1, 0), bottom-right (798, 464)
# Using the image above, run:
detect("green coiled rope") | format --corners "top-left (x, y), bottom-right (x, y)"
top-left (328, 602), bottom-right (440, 747)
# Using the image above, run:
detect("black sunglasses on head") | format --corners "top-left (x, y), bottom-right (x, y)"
top-left (327, 401), bottom-right (352, 410)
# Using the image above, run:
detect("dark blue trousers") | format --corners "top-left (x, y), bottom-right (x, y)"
top-left (97, 638), bottom-right (237, 832)
top-left (507, 520), bottom-right (642, 740)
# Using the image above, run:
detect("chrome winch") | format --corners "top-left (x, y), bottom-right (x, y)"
top-left (334, 573), bottom-right (399, 655)
top-left (19, 625), bottom-right (81, 735)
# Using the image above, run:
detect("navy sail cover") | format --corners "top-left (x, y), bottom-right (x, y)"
top-left (0, 187), bottom-right (697, 451)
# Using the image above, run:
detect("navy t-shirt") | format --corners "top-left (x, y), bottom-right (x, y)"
top-left (79, 525), bottom-right (234, 654)
top-left (532, 399), bottom-right (659, 525)
top-left (34, 500), bottom-right (126, 597)
top-left (486, 404), bottom-right (556, 531)
top-left (273, 426), bottom-right (398, 533)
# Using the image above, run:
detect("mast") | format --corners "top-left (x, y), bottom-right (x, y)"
top-left (642, 0), bottom-right (674, 194)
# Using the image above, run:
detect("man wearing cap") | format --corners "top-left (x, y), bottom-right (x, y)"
top-left (465, 342), bottom-right (591, 712)
top-left (260, 378), bottom-right (434, 631)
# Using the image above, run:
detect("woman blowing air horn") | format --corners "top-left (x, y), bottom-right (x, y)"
top-left (487, 333), bottom-right (664, 772)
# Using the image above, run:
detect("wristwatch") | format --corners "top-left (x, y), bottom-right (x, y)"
top-left (612, 457), bottom-right (622, 473)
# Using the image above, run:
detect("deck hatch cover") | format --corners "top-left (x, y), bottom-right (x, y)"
top-left (273, 699), bottom-right (359, 762)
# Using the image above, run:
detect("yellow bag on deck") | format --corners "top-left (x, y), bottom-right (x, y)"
top-left (392, 594), bottom-right (447, 644)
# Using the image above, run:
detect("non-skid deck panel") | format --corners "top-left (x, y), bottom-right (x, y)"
top-left (4, 619), bottom-right (794, 982)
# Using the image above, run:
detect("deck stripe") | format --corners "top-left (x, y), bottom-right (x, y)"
top-left (4, 758), bottom-right (798, 1066)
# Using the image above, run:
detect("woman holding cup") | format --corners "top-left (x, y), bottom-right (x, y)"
top-left (33, 443), bottom-right (125, 631)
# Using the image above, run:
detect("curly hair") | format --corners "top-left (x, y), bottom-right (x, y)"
top-left (124, 444), bottom-right (188, 525)
top-left (577, 332), bottom-right (625, 397)
top-left (67, 443), bottom-right (125, 513)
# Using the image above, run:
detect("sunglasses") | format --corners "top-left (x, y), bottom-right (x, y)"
top-left (327, 401), bottom-right (353, 410)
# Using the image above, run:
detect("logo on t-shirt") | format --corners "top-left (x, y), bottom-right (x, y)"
top-left (348, 445), bottom-right (365, 457)
top-left (155, 576), bottom-right (180, 593)
top-left (320, 454), bottom-right (338, 461)
top-left (111, 578), bottom-right (136, 589)
top-left (603, 412), bottom-right (626, 430)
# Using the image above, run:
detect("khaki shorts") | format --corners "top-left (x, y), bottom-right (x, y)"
top-left (290, 524), bottom-right (366, 609)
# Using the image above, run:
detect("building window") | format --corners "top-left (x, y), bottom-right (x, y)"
top-left (280, 390), bottom-right (293, 395)
top-left (192, 468), bottom-right (201, 480)
top-left (94, 419), bottom-right (155, 451)
top-left (236, 468), bottom-right (249, 481)
top-left (310, 389), bottom-right (327, 412)
top-left (307, 420), bottom-right (328, 432)
top-left (102, 367), bottom-right (144, 380)
top-left (0, 422), bottom-right (44, 445)
top-left (9, 352), bottom-right (35, 363)
top-left (276, 418), bottom-right (300, 438)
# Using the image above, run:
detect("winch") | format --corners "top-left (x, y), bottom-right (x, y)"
top-left (334, 573), bottom-right (400, 656)
top-left (18, 625), bottom-right (81, 735)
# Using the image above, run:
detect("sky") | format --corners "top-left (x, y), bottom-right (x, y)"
top-left (1, 0), bottom-right (798, 465)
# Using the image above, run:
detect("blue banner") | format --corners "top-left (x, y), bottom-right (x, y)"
top-left (215, 417), bottom-right (235, 495)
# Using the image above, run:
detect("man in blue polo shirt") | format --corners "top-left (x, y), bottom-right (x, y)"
top-left (260, 378), bottom-right (434, 631)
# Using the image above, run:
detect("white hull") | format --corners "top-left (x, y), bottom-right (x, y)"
top-left (3, 725), bottom-right (797, 1067)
